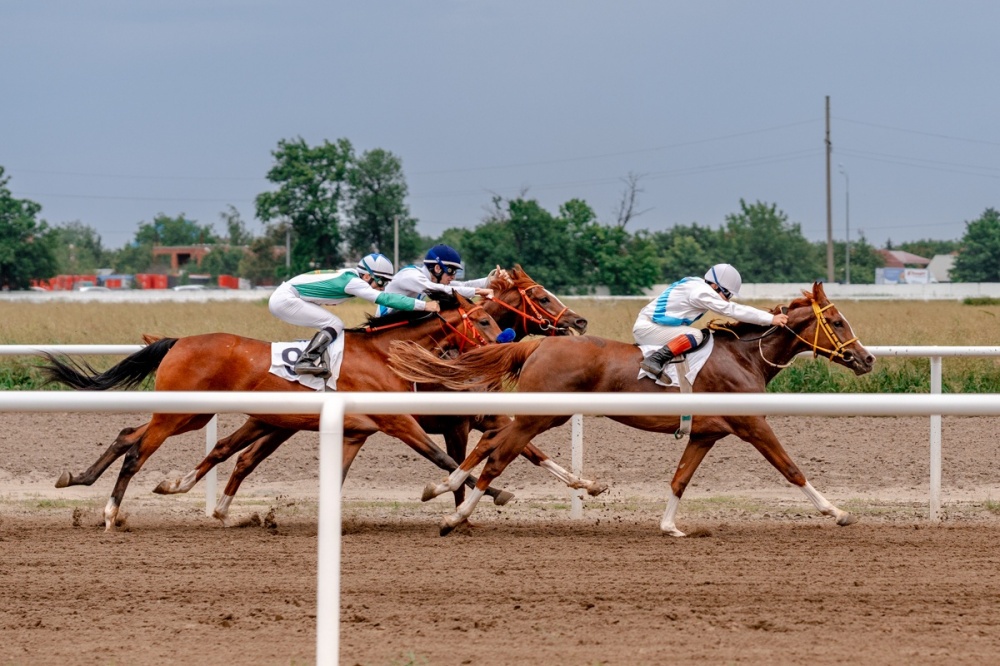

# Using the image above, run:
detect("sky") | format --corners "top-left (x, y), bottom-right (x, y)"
top-left (3, 1), bottom-right (999, 252)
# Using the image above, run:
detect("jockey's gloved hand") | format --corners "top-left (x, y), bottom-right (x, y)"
top-left (497, 328), bottom-right (516, 343)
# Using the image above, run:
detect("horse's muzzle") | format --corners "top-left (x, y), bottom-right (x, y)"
top-left (843, 348), bottom-right (876, 376)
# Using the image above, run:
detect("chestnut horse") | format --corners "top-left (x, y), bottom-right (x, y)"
top-left (41, 292), bottom-right (510, 530)
top-left (388, 282), bottom-right (876, 536)
top-left (153, 265), bottom-right (603, 524)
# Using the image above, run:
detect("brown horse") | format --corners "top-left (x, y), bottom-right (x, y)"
top-left (153, 265), bottom-right (603, 524)
top-left (41, 292), bottom-right (510, 530)
top-left (388, 282), bottom-right (876, 536)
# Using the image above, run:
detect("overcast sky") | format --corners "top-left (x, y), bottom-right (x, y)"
top-left (4, 1), bottom-right (999, 252)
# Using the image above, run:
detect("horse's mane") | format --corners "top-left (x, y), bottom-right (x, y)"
top-left (486, 264), bottom-right (539, 294)
top-left (709, 290), bottom-right (814, 338)
top-left (348, 290), bottom-right (459, 332)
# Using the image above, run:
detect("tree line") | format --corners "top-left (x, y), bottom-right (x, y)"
top-left (1, 138), bottom-right (996, 293)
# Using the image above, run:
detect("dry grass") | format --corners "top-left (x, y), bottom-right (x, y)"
top-left (2, 296), bottom-right (999, 347)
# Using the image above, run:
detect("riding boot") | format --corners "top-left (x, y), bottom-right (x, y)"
top-left (294, 329), bottom-right (336, 378)
top-left (639, 344), bottom-right (676, 378)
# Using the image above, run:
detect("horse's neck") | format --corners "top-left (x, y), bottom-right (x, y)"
top-left (756, 328), bottom-right (814, 381)
top-left (360, 312), bottom-right (461, 352)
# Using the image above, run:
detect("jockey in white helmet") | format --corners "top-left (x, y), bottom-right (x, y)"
top-left (268, 253), bottom-right (440, 378)
top-left (633, 263), bottom-right (788, 380)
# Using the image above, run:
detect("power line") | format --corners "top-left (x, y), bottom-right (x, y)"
top-left (835, 116), bottom-right (1000, 147)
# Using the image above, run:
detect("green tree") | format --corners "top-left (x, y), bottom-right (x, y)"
top-left (134, 212), bottom-right (218, 246)
top-left (832, 234), bottom-right (883, 284)
top-left (50, 221), bottom-right (108, 274)
top-left (952, 208), bottom-right (1000, 282)
top-left (220, 205), bottom-right (254, 246)
top-left (238, 223), bottom-right (287, 286)
top-left (256, 137), bottom-right (353, 275)
top-left (898, 238), bottom-right (959, 260)
top-left (650, 223), bottom-right (721, 281)
top-left (343, 148), bottom-right (421, 264)
top-left (720, 200), bottom-right (823, 282)
top-left (0, 167), bottom-right (57, 289)
top-left (200, 246), bottom-right (245, 278)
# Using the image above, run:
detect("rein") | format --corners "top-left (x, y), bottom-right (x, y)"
top-left (363, 305), bottom-right (494, 352)
top-left (432, 303), bottom-right (495, 352)
top-left (486, 283), bottom-right (569, 335)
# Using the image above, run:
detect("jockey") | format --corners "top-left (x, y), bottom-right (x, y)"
top-left (634, 263), bottom-right (788, 379)
top-left (268, 253), bottom-right (440, 377)
top-left (375, 244), bottom-right (496, 316)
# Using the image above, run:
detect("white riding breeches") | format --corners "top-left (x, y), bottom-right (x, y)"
top-left (268, 283), bottom-right (345, 335)
top-left (632, 318), bottom-right (704, 348)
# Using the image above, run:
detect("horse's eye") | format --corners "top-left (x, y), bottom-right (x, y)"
top-left (540, 297), bottom-right (550, 304)
top-left (833, 320), bottom-right (843, 328)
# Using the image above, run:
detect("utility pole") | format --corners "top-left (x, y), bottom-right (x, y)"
top-left (825, 96), bottom-right (834, 283)
top-left (393, 215), bottom-right (399, 269)
top-left (839, 163), bottom-right (851, 285)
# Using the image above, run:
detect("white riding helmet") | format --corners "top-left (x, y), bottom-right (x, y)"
top-left (704, 263), bottom-right (742, 299)
top-left (357, 253), bottom-right (395, 286)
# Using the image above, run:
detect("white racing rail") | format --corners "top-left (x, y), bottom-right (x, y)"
top-left (4, 390), bottom-right (1000, 665)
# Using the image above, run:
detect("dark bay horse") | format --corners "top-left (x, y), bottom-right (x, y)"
top-left (153, 265), bottom-right (603, 524)
top-left (41, 292), bottom-right (510, 530)
top-left (388, 282), bottom-right (876, 536)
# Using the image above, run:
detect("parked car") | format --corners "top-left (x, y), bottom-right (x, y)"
top-left (172, 284), bottom-right (207, 291)
top-left (78, 286), bottom-right (111, 292)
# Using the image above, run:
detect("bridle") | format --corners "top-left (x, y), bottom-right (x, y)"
top-left (432, 302), bottom-right (497, 352)
top-left (757, 298), bottom-right (858, 368)
top-left (486, 282), bottom-right (570, 335)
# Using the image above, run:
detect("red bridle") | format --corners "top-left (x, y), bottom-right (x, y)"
top-left (486, 283), bottom-right (570, 336)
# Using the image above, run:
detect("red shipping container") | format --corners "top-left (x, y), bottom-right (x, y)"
top-left (104, 278), bottom-right (122, 289)
top-left (154, 275), bottom-right (168, 289)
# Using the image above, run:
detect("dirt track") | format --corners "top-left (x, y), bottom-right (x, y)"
top-left (4, 412), bottom-right (1000, 665)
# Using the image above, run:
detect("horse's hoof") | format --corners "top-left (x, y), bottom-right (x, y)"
top-left (439, 520), bottom-right (456, 537)
top-left (588, 481), bottom-right (610, 497)
top-left (151, 480), bottom-right (173, 495)
top-left (492, 490), bottom-right (514, 506)
top-left (55, 471), bottom-right (72, 488)
top-left (421, 483), bottom-right (439, 502)
top-left (660, 524), bottom-right (687, 537)
top-left (837, 513), bottom-right (858, 527)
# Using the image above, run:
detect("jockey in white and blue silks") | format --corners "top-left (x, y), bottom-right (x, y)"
top-left (375, 244), bottom-right (495, 317)
top-left (269, 253), bottom-right (438, 377)
top-left (633, 263), bottom-right (787, 379)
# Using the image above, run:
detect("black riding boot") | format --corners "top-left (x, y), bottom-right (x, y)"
top-left (639, 344), bottom-right (676, 378)
top-left (294, 329), bottom-right (337, 378)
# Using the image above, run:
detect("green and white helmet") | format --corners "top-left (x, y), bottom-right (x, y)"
top-left (357, 253), bottom-right (395, 286)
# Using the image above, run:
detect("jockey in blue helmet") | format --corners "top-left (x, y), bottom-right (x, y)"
top-left (375, 244), bottom-right (496, 316)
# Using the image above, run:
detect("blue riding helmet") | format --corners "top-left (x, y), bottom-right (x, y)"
top-left (424, 244), bottom-right (463, 276)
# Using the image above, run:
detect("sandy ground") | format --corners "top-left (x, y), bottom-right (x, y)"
top-left (3, 411), bottom-right (1000, 665)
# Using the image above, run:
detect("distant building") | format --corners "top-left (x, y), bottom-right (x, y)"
top-left (876, 249), bottom-right (934, 284)
top-left (927, 253), bottom-right (957, 283)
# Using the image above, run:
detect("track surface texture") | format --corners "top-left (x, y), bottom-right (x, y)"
top-left (3, 412), bottom-right (1000, 665)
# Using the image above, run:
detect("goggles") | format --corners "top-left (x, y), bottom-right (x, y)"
top-left (369, 274), bottom-right (390, 288)
top-left (713, 283), bottom-right (733, 300)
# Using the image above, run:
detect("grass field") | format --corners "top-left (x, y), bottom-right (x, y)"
top-left (3, 296), bottom-right (1000, 391)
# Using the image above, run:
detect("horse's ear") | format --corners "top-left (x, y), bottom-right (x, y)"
top-left (813, 281), bottom-right (828, 301)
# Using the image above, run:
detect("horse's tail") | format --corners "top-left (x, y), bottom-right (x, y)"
top-left (40, 337), bottom-right (179, 391)
top-left (388, 338), bottom-right (544, 392)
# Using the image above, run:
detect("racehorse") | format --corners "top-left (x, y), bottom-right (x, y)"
top-left (41, 292), bottom-right (510, 531)
top-left (387, 282), bottom-right (876, 536)
top-left (152, 265), bottom-right (604, 524)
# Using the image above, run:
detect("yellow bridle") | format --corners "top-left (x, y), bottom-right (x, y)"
top-left (784, 300), bottom-right (859, 362)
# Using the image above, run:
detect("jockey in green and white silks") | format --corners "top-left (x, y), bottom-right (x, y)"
top-left (633, 263), bottom-right (787, 380)
top-left (269, 253), bottom-right (438, 377)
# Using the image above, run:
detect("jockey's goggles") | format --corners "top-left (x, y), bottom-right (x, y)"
top-left (435, 262), bottom-right (459, 276)
top-left (369, 274), bottom-right (390, 288)
top-left (712, 283), bottom-right (733, 300)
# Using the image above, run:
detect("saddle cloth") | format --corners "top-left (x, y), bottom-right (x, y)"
top-left (637, 335), bottom-right (714, 388)
top-left (268, 334), bottom-right (346, 391)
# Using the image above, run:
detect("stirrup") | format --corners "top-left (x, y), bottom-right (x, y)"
top-left (294, 355), bottom-right (331, 378)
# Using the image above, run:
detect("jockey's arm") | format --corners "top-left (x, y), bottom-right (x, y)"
top-left (690, 289), bottom-right (774, 327)
top-left (345, 277), bottom-right (427, 311)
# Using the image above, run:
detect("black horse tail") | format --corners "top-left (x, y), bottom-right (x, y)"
top-left (39, 337), bottom-right (179, 391)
